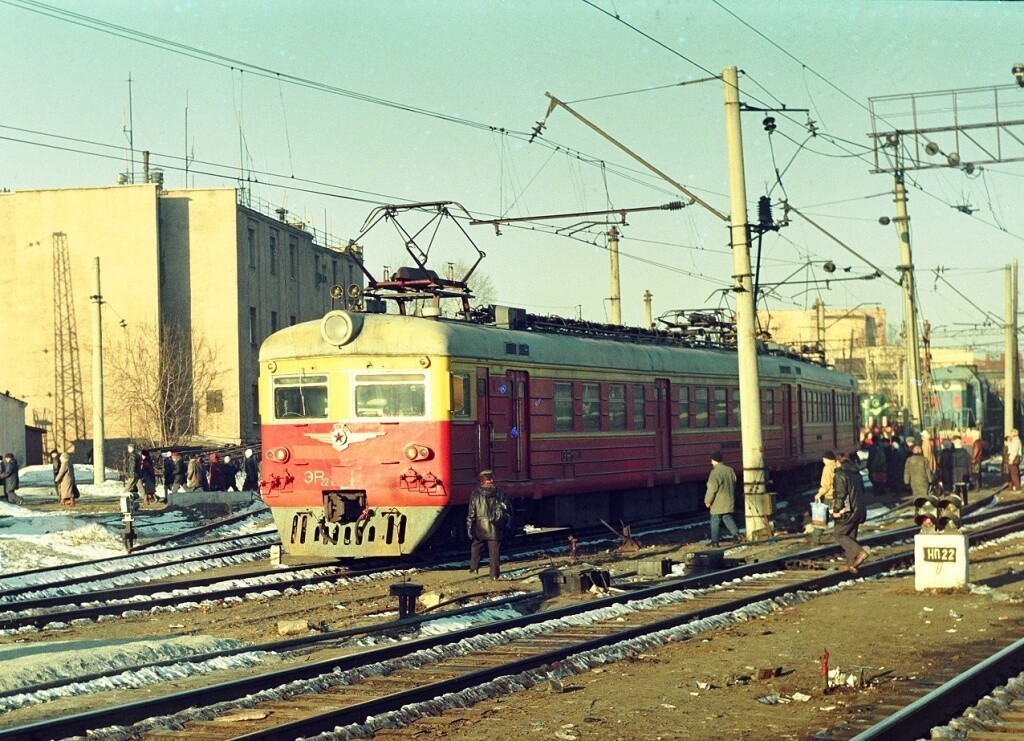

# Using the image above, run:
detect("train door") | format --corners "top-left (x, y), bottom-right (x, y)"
top-left (476, 368), bottom-right (492, 474)
top-left (781, 384), bottom-right (793, 459)
top-left (508, 370), bottom-right (530, 480)
top-left (655, 379), bottom-right (671, 469)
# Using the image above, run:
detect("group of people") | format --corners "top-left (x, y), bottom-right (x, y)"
top-left (124, 444), bottom-right (260, 502)
top-left (1, 453), bottom-right (21, 504)
top-left (861, 432), bottom-right (982, 496)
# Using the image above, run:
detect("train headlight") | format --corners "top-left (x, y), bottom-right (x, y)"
top-left (403, 443), bottom-right (432, 461)
top-left (268, 447), bottom-right (291, 463)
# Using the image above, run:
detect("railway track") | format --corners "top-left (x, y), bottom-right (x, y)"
top-left (6, 506), bottom-right (1023, 741)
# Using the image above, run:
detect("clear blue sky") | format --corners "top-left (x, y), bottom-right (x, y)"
top-left (3, 0), bottom-right (1022, 352)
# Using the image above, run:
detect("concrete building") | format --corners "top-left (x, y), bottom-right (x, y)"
top-left (758, 304), bottom-right (887, 366)
top-left (0, 392), bottom-right (28, 465)
top-left (0, 184), bottom-right (362, 452)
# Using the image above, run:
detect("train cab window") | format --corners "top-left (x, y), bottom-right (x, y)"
top-left (273, 375), bottom-right (329, 419)
top-left (694, 388), bottom-right (709, 427)
top-left (632, 385), bottom-right (646, 430)
top-left (677, 386), bottom-right (690, 429)
top-left (451, 373), bottom-right (471, 419)
top-left (713, 388), bottom-right (728, 427)
top-left (608, 384), bottom-right (626, 431)
top-left (582, 383), bottom-right (601, 431)
top-left (554, 382), bottom-right (573, 431)
top-left (354, 372), bottom-right (426, 418)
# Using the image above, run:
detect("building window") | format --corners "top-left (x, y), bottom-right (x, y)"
top-left (582, 383), bottom-right (601, 431)
top-left (332, 259), bottom-right (339, 287)
top-left (206, 389), bottom-right (224, 414)
top-left (554, 381), bottom-right (573, 432)
top-left (249, 307), bottom-right (257, 345)
top-left (252, 383), bottom-right (259, 424)
top-left (247, 225), bottom-right (257, 268)
top-left (270, 311), bottom-right (278, 333)
top-left (632, 385), bottom-right (645, 430)
top-left (694, 387), bottom-right (709, 428)
top-left (289, 240), bottom-right (297, 280)
top-left (290, 314), bottom-right (297, 326)
top-left (269, 231), bottom-right (278, 275)
top-left (608, 384), bottom-right (626, 431)
top-left (714, 388), bottom-right (728, 427)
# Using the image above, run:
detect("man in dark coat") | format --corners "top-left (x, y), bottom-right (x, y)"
top-left (832, 451), bottom-right (868, 573)
top-left (124, 443), bottom-right (142, 495)
top-left (170, 452), bottom-right (187, 492)
top-left (242, 449), bottom-right (259, 491)
top-left (161, 452), bottom-right (174, 501)
top-left (705, 451), bottom-right (741, 546)
top-left (903, 445), bottom-right (931, 503)
top-left (0, 453), bottom-right (21, 504)
top-left (222, 455), bottom-right (239, 491)
top-left (950, 437), bottom-right (971, 494)
top-left (466, 470), bottom-right (512, 579)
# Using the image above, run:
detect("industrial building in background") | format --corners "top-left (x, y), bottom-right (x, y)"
top-left (0, 183), bottom-right (363, 462)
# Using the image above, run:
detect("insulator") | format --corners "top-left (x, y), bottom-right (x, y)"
top-left (763, 116), bottom-right (777, 133)
top-left (758, 196), bottom-right (773, 229)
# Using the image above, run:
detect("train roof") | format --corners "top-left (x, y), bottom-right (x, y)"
top-left (261, 311), bottom-right (857, 388)
top-left (931, 366), bottom-right (982, 384)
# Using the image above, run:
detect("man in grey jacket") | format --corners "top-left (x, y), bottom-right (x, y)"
top-left (466, 470), bottom-right (512, 578)
top-left (705, 451), bottom-right (741, 546)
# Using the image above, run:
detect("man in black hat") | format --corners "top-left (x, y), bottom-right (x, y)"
top-left (466, 470), bottom-right (512, 579)
top-left (705, 451), bottom-right (741, 546)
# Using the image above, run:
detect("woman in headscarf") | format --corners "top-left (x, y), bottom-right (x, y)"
top-left (55, 452), bottom-right (77, 506)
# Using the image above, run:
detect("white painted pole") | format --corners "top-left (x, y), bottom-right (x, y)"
top-left (723, 66), bottom-right (769, 539)
top-left (608, 226), bottom-right (621, 326)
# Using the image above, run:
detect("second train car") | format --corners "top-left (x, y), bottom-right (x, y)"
top-left (258, 308), bottom-right (859, 559)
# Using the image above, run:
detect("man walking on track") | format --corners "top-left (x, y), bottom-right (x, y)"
top-left (466, 470), bottom-right (513, 579)
top-left (832, 451), bottom-right (869, 573)
top-left (705, 451), bottom-right (742, 546)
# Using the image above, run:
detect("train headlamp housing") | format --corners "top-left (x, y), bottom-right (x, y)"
top-left (403, 443), bottom-right (433, 462)
top-left (268, 447), bottom-right (291, 463)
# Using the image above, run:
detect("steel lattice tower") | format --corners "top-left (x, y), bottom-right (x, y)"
top-left (52, 231), bottom-right (85, 452)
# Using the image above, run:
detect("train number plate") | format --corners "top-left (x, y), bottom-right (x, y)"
top-left (923, 546), bottom-right (957, 563)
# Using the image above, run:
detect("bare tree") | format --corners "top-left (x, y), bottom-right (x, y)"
top-left (106, 323), bottom-right (223, 445)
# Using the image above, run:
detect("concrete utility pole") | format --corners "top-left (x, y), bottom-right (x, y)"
top-left (723, 66), bottom-right (769, 539)
top-left (892, 165), bottom-right (924, 434)
top-left (1015, 259), bottom-right (1020, 428)
top-left (1006, 264), bottom-right (1017, 437)
top-left (643, 290), bottom-right (653, 330)
top-left (608, 226), bottom-right (622, 326)
top-left (814, 298), bottom-right (825, 362)
top-left (91, 257), bottom-right (106, 485)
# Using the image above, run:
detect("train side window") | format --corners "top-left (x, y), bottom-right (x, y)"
top-left (582, 383), bottom-right (601, 431)
top-left (608, 384), bottom-right (626, 431)
top-left (273, 375), bottom-right (329, 420)
top-left (554, 381), bottom-right (573, 431)
top-left (678, 386), bottom-right (690, 428)
top-left (451, 373), bottom-right (471, 419)
top-left (694, 388), bottom-right (709, 428)
top-left (730, 387), bottom-right (740, 427)
top-left (762, 388), bottom-right (775, 425)
top-left (713, 388), bottom-right (728, 427)
top-left (632, 385), bottom-right (646, 430)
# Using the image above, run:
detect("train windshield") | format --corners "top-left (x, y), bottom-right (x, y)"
top-left (354, 372), bottom-right (426, 418)
top-left (273, 375), bottom-right (329, 419)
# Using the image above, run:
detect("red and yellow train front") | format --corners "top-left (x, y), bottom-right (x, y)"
top-left (260, 353), bottom-right (454, 559)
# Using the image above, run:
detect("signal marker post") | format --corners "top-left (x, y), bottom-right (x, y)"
top-left (914, 484), bottom-right (969, 590)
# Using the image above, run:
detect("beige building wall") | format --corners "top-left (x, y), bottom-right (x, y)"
top-left (0, 184), bottom-right (361, 449)
top-left (0, 184), bottom-right (161, 450)
top-left (758, 305), bottom-right (887, 364)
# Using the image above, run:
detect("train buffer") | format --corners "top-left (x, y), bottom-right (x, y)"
top-left (601, 519), bottom-right (641, 553)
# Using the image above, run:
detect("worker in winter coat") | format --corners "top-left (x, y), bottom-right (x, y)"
top-left (139, 450), bottom-right (157, 503)
top-left (951, 436), bottom-right (971, 493)
top-left (170, 452), bottom-right (187, 492)
top-left (832, 451), bottom-right (868, 573)
top-left (1, 453), bottom-right (21, 504)
top-left (705, 451), bottom-right (742, 546)
top-left (815, 451), bottom-right (839, 506)
top-left (466, 470), bottom-right (512, 578)
top-left (55, 452), bottom-right (76, 506)
top-left (185, 456), bottom-right (202, 491)
top-left (242, 449), bottom-right (259, 491)
top-left (904, 445), bottom-right (930, 502)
